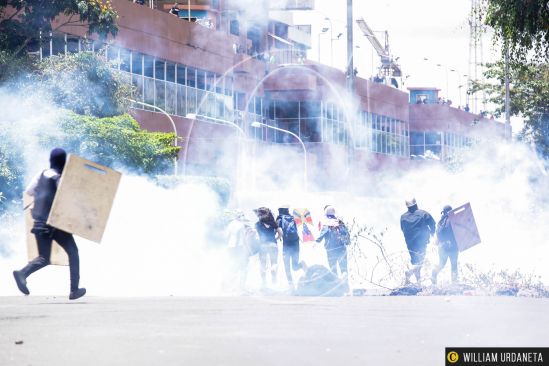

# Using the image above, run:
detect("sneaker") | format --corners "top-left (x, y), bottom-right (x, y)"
top-left (69, 288), bottom-right (86, 300)
top-left (13, 270), bottom-right (29, 295)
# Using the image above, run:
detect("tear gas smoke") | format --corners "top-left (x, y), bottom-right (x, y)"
top-left (1, 81), bottom-right (548, 296)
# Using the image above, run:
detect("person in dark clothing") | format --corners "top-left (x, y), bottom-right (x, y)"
top-left (316, 206), bottom-right (350, 277)
top-left (400, 198), bottom-right (436, 284)
top-left (276, 205), bottom-right (301, 287)
top-left (431, 205), bottom-right (459, 285)
top-left (13, 148), bottom-right (86, 300)
top-left (255, 207), bottom-right (282, 288)
top-left (169, 2), bottom-right (180, 16)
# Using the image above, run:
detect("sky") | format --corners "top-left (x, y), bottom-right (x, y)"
top-left (293, 0), bottom-right (523, 128)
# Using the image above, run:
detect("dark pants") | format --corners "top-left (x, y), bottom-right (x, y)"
top-left (407, 242), bottom-right (427, 265)
top-left (20, 229), bottom-right (80, 292)
top-left (259, 242), bottom-right (278, 285)
top-left (326, 246), bottom-right (347, 276)
top-left (432, 241), bottom-right (459, 283)
top-left (282, 241), bottom-right (301, 285)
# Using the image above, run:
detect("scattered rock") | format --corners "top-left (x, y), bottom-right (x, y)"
top-left (389, 285), bottom-right (422, 296)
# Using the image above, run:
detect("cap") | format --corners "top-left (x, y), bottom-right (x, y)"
top-left (405, 198), bottom-right (417, 208)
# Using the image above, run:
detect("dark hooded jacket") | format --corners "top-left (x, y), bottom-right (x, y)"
top-left (31, 148), bottom-right (66, 222)
top-left (400, 206), bottom-right (436, 249)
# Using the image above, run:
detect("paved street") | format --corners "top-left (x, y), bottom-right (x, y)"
top-left (1, 296), bottom-right (548, 365)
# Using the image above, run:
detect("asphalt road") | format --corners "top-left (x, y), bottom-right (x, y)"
top-left (1, 296), bottom-right (548, 366)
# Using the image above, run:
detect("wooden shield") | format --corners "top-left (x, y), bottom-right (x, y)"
top-left (25, 193), bottom-right (69, 266)
top-left (448, 202), bottom-right (481, 252)
top-left (47, 155), bottom-right (122, 243)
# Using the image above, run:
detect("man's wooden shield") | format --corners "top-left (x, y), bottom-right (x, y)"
top-left (447, 202), bottom-right (481, 252)
top-left (47, 155), bottom-right (122, 243)
top-left (25, 193), bottom-right (69, 266)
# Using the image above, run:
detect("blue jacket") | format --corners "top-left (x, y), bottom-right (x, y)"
top-left (316, 215), bottom-right (349, 250)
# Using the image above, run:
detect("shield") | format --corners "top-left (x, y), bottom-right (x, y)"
top-left (447, 202), bottom-right (481, 252)
top-left (47, 155), bottom-right (122, 243)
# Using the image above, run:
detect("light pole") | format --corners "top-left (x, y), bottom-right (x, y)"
top-left (128, 98), bottom-right (179, 175)
top-left (436, 63), bottom-right (449, 100)
top-left (250, 121), bottom-right (308, 190)
top-left (186, 113), bottom-right (245, 136)
top-left (324, 17), bottom-right (334, 66)
top-left (317, 26), bottom-right (329, 63)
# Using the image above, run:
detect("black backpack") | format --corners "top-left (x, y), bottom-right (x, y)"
top-left (329, 220), bottom-right (351, 246)
top-left (280, 214), bottom-right (299, 241)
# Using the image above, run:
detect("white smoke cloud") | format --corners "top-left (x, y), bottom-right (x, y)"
top-left (1, 75), bottom-right (548, 297)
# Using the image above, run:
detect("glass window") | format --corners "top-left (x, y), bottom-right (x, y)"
top-left (187, 68), bottom-right (196, 87)
top-left (411, 146), bottom-right (425, 156)
top-left (166, 62), bottom-right (175, 82)
top-left (143, 55), bottom-right (154, 78)
top-left (51, 35), bottom-right (65, 55)
top-left (154, 59), bottom-right (165, 80)
top-left (425, 132), bottom-right (441, 145)
top-left (120, 49), bottom-right (130, 72)
top-left (107, 46), bottom-right (119, 62)
top-left (410, 132), bottom-right (424, 146)
top-left (67, 36), bottom-right (79, 54)
top-left (196, 70), bottom-right (206, 89)
top-left (177, 65), bottom-right (186, 85)
top-left (131, 52), bottom-right (143, 75)
top-left (230, 19), bottom-right (240, 36)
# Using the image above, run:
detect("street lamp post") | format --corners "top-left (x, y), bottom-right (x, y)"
top-left (128, 98), bottom-right (179, 176)
top-left (324, 17), bottom-right (334, 66)
top-left (250, 121), bottom-right (308, 190)
top-left (318, 26), bottom-right (329, 63)
top-left (186, 113), bottom-right (245, 136)
top-left (436, 64), bottom-right (449, 100)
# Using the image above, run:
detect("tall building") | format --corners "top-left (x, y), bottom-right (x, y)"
top-left (7, 0), bottom-right (507, 190)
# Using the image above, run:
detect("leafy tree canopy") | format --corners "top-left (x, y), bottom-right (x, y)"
top-left (471, 61), bottom-right (549, 159)
top-left (0, 0), bottom-right (118, 56)
top-left (57, 113), bottom-right (181, 176)
top-left (481, 0), bottom-right (549, 61)
top-left (36, 51), bottom-right (132, 117)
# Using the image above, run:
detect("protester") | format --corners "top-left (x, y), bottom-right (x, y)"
top-left (400, 198), bottom-right (436, 285)
top-left (431, 205), bottom-right (459, 285)
top-left (316, 206), bottom-right (350, 278)
top-left (225, 210), bottom-right (258, 292)
top-left (255, 207), bottom-right (282, 288)
top-left (169, 2), bottom-right (180, 17)
top-left (276, 205), bottom-right (301, 288)
top-left (13, 148), bottom-right (86, 300)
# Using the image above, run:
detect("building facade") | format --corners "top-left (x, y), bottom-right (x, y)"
top-left (10, 0), bottom-right (507, 189)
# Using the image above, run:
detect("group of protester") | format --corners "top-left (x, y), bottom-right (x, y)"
top-left (400, 198), bottom-right (459, 286)
top-left (225, 197), bottom-right (460, 292)
top-left (225, 205), bottom-right (351, 291)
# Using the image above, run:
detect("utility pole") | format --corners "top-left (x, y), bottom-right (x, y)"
top-left (504, 41), bottom-right (511, 140)
top-left (346, 0), bottom-right (354, 94)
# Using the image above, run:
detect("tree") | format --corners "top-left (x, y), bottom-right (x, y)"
top-left (0, 0), bottom-right (118, 57)
top-left (481, 0), bottom-right (549, 62)
top-left (56, 113), bottom-right (181, 176)
top-left (0, 130), bottom-right (26, 205)
top-left (36, 51), bottom-right (133, 117)
top-left (471, 61), bottom-right (549, 159)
